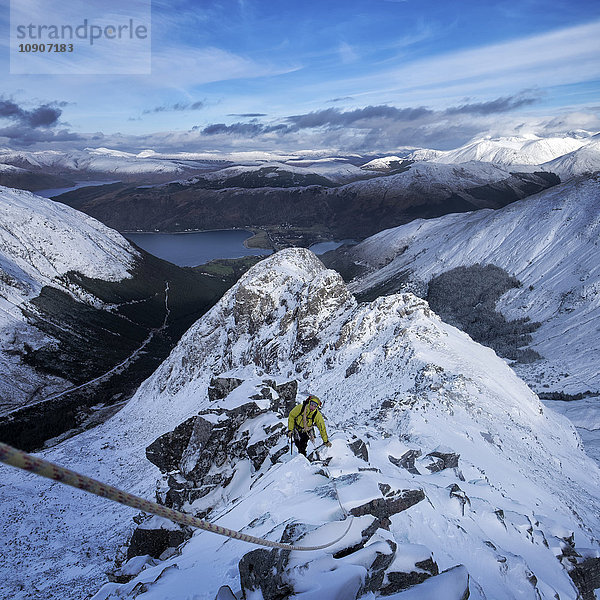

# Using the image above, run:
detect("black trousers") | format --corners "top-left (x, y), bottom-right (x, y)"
top-left (293, 429), bottom-right (312, 456)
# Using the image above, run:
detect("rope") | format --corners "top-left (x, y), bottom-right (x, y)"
top-left (309, 438), bottom-right (349, 519)
top-left (0, 441), bottom-right (351, 552)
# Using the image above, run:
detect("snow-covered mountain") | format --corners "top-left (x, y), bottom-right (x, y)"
top-left (325, 174), bottom-right (600, 464)
top-left (360, 156), bottom-right (409, 171)
top-left (542, 139), bottom-right (600, 179)
top-left (56, 158), bottom-right (559, 242)
top-left (1, 249), bottom-right (599, 600)
top-left (406, 134), bottom-right (594, 169)
top-left (182, 160), bottom-right (372, 187)
top-left (0, 186), bottom-right (230, 447)
top-left (343, 174), bottom-right (599, 397)
top-left (0, 147), bottom-right (211, 188)
top-left (0, 186), bottom-right (139, 411)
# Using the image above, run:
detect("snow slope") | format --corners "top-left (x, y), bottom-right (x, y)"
top-left (1, 248), bottom-right (599, 600)
top-left (541, 139), bottom-right (600, 179)
top-left (347, 174), bottom-right (600, 398)
top-left (407, 134), bottom-right (591, 168)
top-left (0, 186), bottom-right (139, 409)
top-left (0, 186), bottom-right (137, 314)
top-left (341, 160), bottom-right (522, 204)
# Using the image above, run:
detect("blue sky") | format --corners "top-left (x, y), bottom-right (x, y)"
top-left (1, 0), bottom-right (600, 152)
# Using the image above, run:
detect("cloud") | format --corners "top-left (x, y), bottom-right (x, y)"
top-left (286, 105), bottom-right (433, 129)
top-left (444, 94), bottom-right (539, 116)
top-left (198, 122), bottom-right (288, 136)
top-left (227, 113), bottom-right (268, 117)
top-left (142, 101), bottom-right (205, 114)
top-left (0, 97), bottom-right (79, 146)
top-left (0, 125), bottom-right (82, 146)
top-left (192, 94), bottom-right (547, 151)
top-left (0, 98), bottom-right (62, 128)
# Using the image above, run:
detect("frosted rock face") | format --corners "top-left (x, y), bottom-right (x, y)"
top-left (153, 248), bottom-right (356, 394)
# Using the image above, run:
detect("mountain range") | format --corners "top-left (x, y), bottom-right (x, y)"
top-left (0, 129), bottom-right (599, 599)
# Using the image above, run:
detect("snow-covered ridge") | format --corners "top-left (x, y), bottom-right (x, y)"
top-left (0, 186), bottom-right (141, 409)
top-left (342, 160), bottom-right (523, 202)
top-left (360, 155), bottom-right (407, 170)
top-left (406, 134), bottom-right (593, 167)
top-left (2, 247), bottom-right (598, 599)
top-left (189, 160), bottom-right (369, 185)
top-left (543, 138), bottom-right (600, 179)
top-left (0, 186), bottom-right (138, 309)
top-left (348, 174), bottom-right (600, 397)
top-left (0, 147), bottom-right (189, 177)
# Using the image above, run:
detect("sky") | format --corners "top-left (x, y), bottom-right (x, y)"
top-left (1, 0), bottom-right (600, 154)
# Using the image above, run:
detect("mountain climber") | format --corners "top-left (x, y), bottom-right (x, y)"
top-left (287, 395), bottom-right (331, 456)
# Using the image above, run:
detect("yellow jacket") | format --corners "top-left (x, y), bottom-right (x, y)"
top-left (288, 402), bottom-right (328, 443)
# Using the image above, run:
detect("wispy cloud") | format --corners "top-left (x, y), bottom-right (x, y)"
top-left (227, 113), bottom-right (268, 117)
top-left (143, 101), bottom-right (205, 114)
top-left (150, 46), bottom-right (301, 88)
top-left (444, 94), bottom-right (540, 116)
top-left (326, 21), bottom-right (600, 106)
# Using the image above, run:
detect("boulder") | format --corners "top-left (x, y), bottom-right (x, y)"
top-left (389, 449), bottom-right (421, 475)
top-left (349, 438), bottom-right (369, 462)
top-left (425, 451), bottom-right (459, 472)
top-left (208, 377), bottom-right (243, 402)
top-left (145, 417), bottom-right (196, 473)
top-left (238, 548), bottom-right (292, 600)
top-left (350, 489), bottom-right (425, 529)
top-left (127, 517), bottom-right (188, 560)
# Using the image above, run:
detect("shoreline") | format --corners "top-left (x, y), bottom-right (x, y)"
top-left (121, 227), bottom-right (274, 252)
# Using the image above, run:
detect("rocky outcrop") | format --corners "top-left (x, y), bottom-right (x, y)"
top-left (349, 488), bottom-right (425, 529)
top-left (126, 516), bottom-right (189, 561)
top-left (145, 379), bottom-right (294, 516)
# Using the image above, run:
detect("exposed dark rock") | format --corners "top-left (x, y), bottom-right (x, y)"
top-left (382, 564), bottom-right (467, 598)
top-left (349, 438), bottom-right (369, 462)
top-left (208, 377), bottom-right (244, 402)
top-left (332, 517), bottom-right (381, 559)
top-left (359, 539), bottom-right (398, 595)
top-left (238, 548), bottom-right (292, 600)
top-left (214, 585), bottom-right (237, 600)
top-left (389, 449), bottom-right (421, 474)
top-left (185, 402), bottom-right (264, 484)
top-left (426, 451), bottom-right (460, 472)
top-left (381, 565), bottom-right (437, 595)
top-left (568, 556), bottom-right (600, 600)
top-left (247, 424), bottom-right (286, 471)
top-left (264, 379), bottom-right (298, 415)
top-left (145, 417), bottom-right (196, 473)
top-left (448, 483), bottom-right (471, 516)
top-left (349, 489), bottom-right (425, 529)
top-left (127, 523), bottom-right (187, 560)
